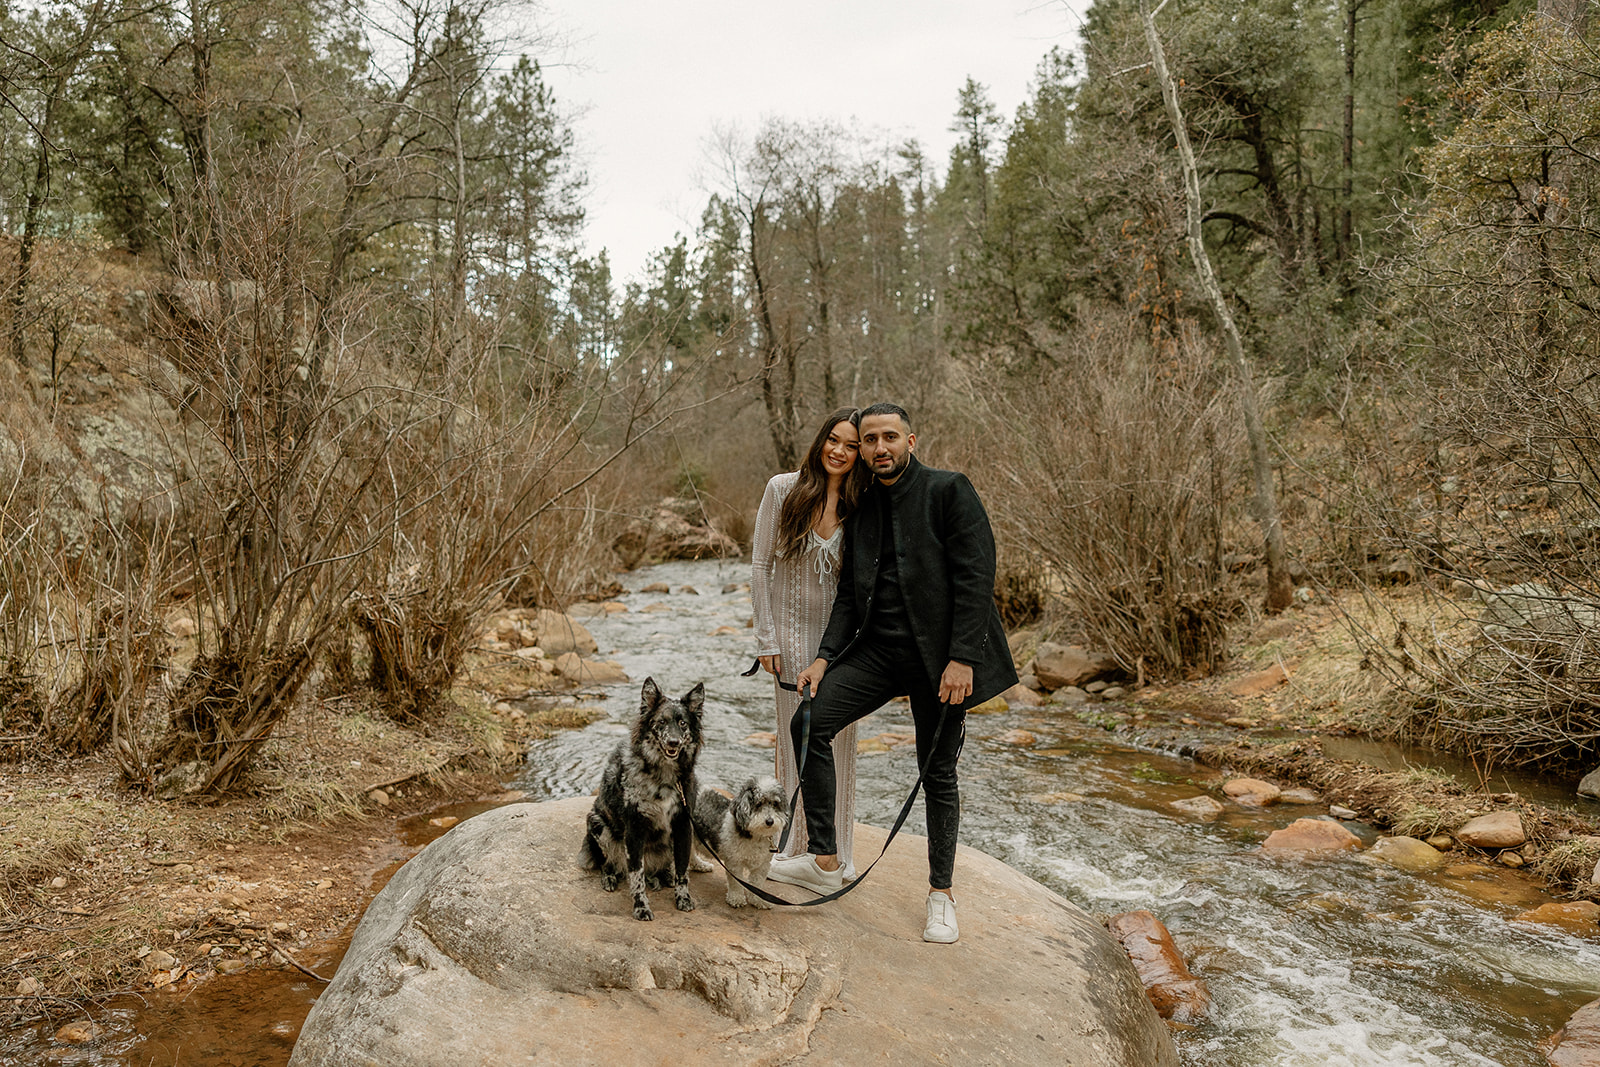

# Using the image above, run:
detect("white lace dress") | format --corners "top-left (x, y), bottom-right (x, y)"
top-left (752, 472), bottom-right (858, 875)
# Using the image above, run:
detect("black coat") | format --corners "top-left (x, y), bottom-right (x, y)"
top-left (817, 454), bottom-right (1018, 708)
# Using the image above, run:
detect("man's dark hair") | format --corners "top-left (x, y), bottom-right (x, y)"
top-left (859, 401), bottom-right (912, 431)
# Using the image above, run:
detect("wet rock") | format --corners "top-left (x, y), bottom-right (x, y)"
top-left (743, 732), bottom-right (777, 748)
top-left (289, 798), bottom-right (1178, 1067)
top-left (1261, 818), bottom-right (1362, 853)
top-left (1579, 767), bottom-right (1600, 800)
top-left (1031, 791), bottom-right (1086, 805)
top-left (1329, 804), bottom-right (1358, 820)
top-left (1361, 836), bottom-right (1445, 872)
top-left (54, 1020), bottom-right (102, 1043)
top-left (531, 610), bottom-right (597, 657)
top-left (640, 582), bottom-right (670, 594)
top-left (995, 729), bottom-right (1037, 746)
top-left (1226, 664), bottom-right (1290, 697)
top-left (1105, 911), bottom-right (1211, 1024)
top-left (1031, 643), bottom-right (1117, 690)
top-left (1223, 778), bottom-right (1281, 805)
top-left (1170, 796), bottom-right (1225, 819)
top-left (216, 959), bottom-right (250, 975)
top-left (968, 695), bottom-right (1009, 714)
top-left (1050, 686), bottom-right (1089, 705)
top-left (679, 585), bottom-right (699, 595)
top-left (1455, 811), bottom-right (1526, 849)
top-left (553, 653), bottom-right (629, 684)
top-left (998, 683), bottom-right (1044, 707)
top-left (1513, 901), bottom-right (1600, 937)
top-left (428, 817), bottom-right (459, 830)
top-left (1547, 996), bottom-right (1600, 1067)
top-left (1278, 787), bottom-right (1321, 804)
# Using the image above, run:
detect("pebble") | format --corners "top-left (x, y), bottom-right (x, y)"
top-left (216, 959), bottom-right (250, 975)
top-left (369, 789), bottom-right (391, 807)
top-left (639, 582), bottom-right (670, 593)
top-left (1050, 687), bottom-right (1088, 705)
top-left (54, 1020), bottom-right (102, 1044)
top-left (49, 876), bottom-right (67, 889)
top-left (1100, 686), bottom-right (1127, 700)
top-left (144, 950), bottom-right (178, 970)
top-left (1329, 804), bottom-right (1359, 819)
top-left (722, 583), bottom-right (741, 593)
top-left (1170, 796), bottom-right (1225, 818)
top-left (678, 585), bottom-right (699, 595)
top-left (1497, 851), bottom-right (1526, 868)
top-left (428, 816), bottom-right (459, 829)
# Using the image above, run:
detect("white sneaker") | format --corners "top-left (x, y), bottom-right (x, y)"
top-left (924, 892), bottom-right (959, 943)
top-left (767, 854), bottom-right (844, 895)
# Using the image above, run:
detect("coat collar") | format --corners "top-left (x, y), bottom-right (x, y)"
top-left (876, 453), bottom-right (923, 501)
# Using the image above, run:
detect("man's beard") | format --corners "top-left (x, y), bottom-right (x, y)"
top-left (874, 452), bottom-right (910, 480)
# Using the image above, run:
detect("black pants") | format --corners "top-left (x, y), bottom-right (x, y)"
top-left (791, 640), bottom-right (967, 890)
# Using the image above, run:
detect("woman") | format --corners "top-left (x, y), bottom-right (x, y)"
top-left (751, 408), bottom-right (867, 879)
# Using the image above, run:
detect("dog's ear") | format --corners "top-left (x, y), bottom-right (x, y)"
top-left (682, 682), bottom-right (705, 719)
top-left (640, 677), bottom-right (662, 711)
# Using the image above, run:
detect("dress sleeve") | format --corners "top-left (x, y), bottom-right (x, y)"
top-left (750, 474), bottom-right (787, 657)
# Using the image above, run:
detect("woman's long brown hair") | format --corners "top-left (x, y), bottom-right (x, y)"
top-left (776, 408), bottom-right (865, 559)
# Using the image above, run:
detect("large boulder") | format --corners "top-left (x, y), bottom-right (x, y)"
top-left (1031, 642), bottom-right (1117, 690)
top-left (1455, 811), bottom-right (1526, 849)
top-left (1579, 767), bottom-right (1600, 800)
top-left (531, 609), bottom-right (598, 656)
top-left (290, 798), bottom-right (1177, 1067)
top-left (1547, 996), bottom-right (1600, 1067)
top-left (1105, 910), bottom-right (1211, 1024)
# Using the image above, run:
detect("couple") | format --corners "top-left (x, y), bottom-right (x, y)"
top-left (750, 402), bottom-right (1016, 943)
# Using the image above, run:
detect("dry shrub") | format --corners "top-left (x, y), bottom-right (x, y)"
top-left (976, 313), bottom-right (1247, 677)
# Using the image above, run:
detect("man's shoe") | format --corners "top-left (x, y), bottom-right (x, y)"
top-left (767, 854), bottom-right (843, 895)
top-left (923, 892), bottom-right (959, 943)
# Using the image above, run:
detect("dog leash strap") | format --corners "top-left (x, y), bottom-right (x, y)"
top-left (742, 658), bottom-right (799, 693)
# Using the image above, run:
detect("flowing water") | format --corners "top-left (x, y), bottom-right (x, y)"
top-left (8, 557), bottom-right (1598, 1065)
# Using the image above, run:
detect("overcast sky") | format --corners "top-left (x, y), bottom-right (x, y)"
top-left (536, 0), bottom-right (1088, 286)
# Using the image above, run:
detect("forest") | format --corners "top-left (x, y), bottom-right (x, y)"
top-left (2, 0), bottom-right (1599, 798)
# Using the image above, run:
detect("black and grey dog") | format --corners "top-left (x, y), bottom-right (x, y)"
top-left (692, 775), bottom-right (787, 909)
top-left (581, 677), bottom-right (705, 921)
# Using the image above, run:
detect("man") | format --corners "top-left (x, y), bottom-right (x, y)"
top-left (768, 401), bottom-right (1017, 943)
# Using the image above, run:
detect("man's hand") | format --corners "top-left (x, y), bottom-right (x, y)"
top-left (758, 654), bottom-right (782, 677)
top-left (796, 657), bottom-right (829, 698)
top-left (938, 660), bottom-right (974, 706)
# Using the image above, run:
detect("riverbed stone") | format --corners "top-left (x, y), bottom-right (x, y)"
top-left (1032, 643), bottom-right (1117, 690)
top-left (531, 609), bottom-right (597, 656)
top-left (553, 653), bottom-right (628, 685)
top-left (1170, 795), bottom-right (1225, 819)
top-left (1279, 787), bottom-right (1321, 804)
top-left (54, 1020), bottom-right (102, 1043)
top-left (640, 582), bottom-right (670, 593)
top-left (998, 682), bottom-right (1045, 707)
top-left (1513, 901), bottom-right (1600, 936)
top-left (1361, 836), bottom-right (1445, 872)
top-left (288, 798), bottom-right (1178, 1067)
top-left (1455, 811), bottom-right (1526, 849)
top-left (1261, 818), bottom-right (1362, 853)
top-left (1223, 778), bottom-right (1282, 805)
top-left (1547, 996), bottom-right (1600, 1067)
top-left (1580, 768), bottom-right (1600, 800)
top-left (1105, 910), bottom-right (1211, 1024)
top-left (1050, 686), bottom-right (1089, 705)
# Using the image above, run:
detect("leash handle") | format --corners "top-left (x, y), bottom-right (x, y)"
top-left (741, 657), bottom-right (799, 693)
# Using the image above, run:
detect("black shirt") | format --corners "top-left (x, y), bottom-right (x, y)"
top-left (867, 492), bottom-right (916, 648)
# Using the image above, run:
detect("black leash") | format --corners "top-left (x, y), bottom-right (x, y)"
top-left (720, 659), bottom-right (963, 908)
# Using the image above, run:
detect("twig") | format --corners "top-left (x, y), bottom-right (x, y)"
top-left (261, 932), bottom-right (329, 983)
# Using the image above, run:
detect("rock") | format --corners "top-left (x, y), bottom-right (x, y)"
top-left (1016, 672), bottom-right (1039, 690)
top-left (1226, 663), bottom-right (1290, 697)
top-left (722, 583), bottom-right (741, 594)
top-left (369, 789), bottom-right (391, 807)
top-left (1455, 811), bottom-right (1526, 849)
top-left (1223, 717), bottom-right (1257, 728)
top-left (144, 950), bottom-right (178, 971)
top-left (1498, 851), bottom-right (1526, 868)
top-left (428, 817), bottom-right (459, 830)
top-left (1426, 834), bottom-right (1455, 851)
top-left (1085, 680), bottom-right (1109, 694)
top-left (967, 696), bottom-right (1009, 714)
top-left (1170, 796), bottom-right (1225, 819)
top-left (1223, 778), bottom-right (1282, 805)
top-left (1050, 686), bottom-right (1089, 705)
top-left (1261, 818), bottom-right (1362, 853)
top-left (50, 876), bottom-right (67, 889)
top-left (640, 602), bottom-right (671, 613)
top-left (708, 625), bottom-right (739, 636)
top-left (1513, 901), bottom-right (1600, 936)
top-left (613, 499), bottom-right (741, 566)
top-left (1329, 804), bottom-right (1358, 820)
top-left (288, 799), bottom-right (1178, 1067)
top-left (1032, 643), bottom-right (1117, 690)
top-left (1580, 768), bottom-right (1600, 800)
top-left (54, 1020), bottom-right (102, 1043)
top-left (679, 585), bottom-right (699, 595)
top-left (216, 959), bottom-right (250, 976)
top-left (1101, 686), bottom-right (1128, 700)
top-left (1278, 788), bottom-right (1321, 804)
top-left (1547, 996), bottom-right (1600, 1067)
top-left (1105, 911), bottom-right (1211, 1024)
top-left (531, 610), bottom-right (598, 657)
top-left (1031, 791), bottom-right (1086, 804)
top-left (1361, 836), bottom-right (1445, 872)
top-left (743, 732), bottom-right (777, 748)
top-left (154, 760), bottom-right (206, 800)
top-left (603, 602), bottom-right (628, 614)
top-left (995, 729), bottom-right (1037, 746)
top-left (640, 582), bottom-right (670, 594)
top-left (998, 683), bottom-right (1045, 707)
top-left (553, 653), bottom-right (629, 685)
top-left (565, 603), bottom-right (608, 619)
top-left (15, 976), bottom-right (38, 996)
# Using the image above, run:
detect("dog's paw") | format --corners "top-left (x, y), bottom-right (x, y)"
top-left (600, 873), bottom-right (620, 892)
top-left (674, 888), bottom-right (695, 912)
top-left (632, 903), bottom-right (655, 921)
top-left (690, 853), bottom-right (715, 873)
top-left (726, 889), bottom-right (747, 908)
top-left (750, 894), bottom-right (773, 909)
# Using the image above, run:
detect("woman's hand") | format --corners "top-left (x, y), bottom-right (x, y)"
top-left (758, 654), bottom-right (782, 677)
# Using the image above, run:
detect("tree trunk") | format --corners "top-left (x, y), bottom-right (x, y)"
top-left (1340, 0), bottom-right (1358, 265)
top-left (1142, 0), bottom-right (1294, 615)
top-left (748, 204), bottom-right (797, 469)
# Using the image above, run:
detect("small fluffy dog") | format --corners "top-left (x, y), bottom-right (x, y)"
top-left (692, 775), bottom-right (788, 908)
top-left (581, 678), bottom-right (704, 921)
